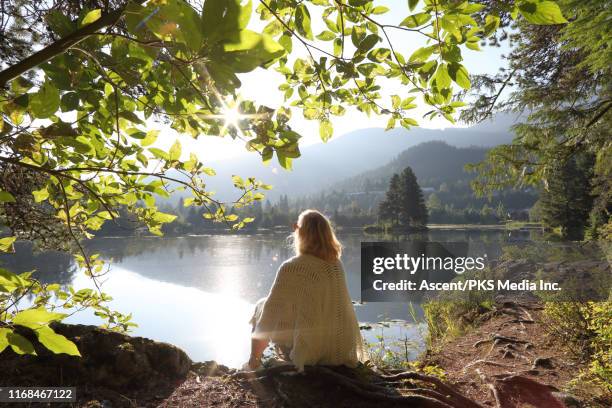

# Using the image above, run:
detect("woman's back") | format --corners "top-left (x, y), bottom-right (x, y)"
top-left (253, 254), bottom-right (365, 370)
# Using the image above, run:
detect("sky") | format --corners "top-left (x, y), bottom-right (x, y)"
top-left (159, 2), bottom-right (511, 161)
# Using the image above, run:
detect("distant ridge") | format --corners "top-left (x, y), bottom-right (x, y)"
top-left (332, 141), bottom-right (488, 193)
top-left (176, 114), bottom-right (518, 202)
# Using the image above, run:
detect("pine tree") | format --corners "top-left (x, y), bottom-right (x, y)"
top-left (539, 154), bottom-right (594, 240)
top-left (378, 174), bottom-right (402, 225)
top-left (398, 167), bottom-right (428, 227)
top-left (378, 168), bottom-right (428, 228)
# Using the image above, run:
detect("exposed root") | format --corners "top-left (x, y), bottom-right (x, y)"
top-left (463, 359), bottom-right (516, 371)
top-left (473, 334), bottom-right (531, 349)
top-left (231, 365), bottom-right (484, 408)
top-left (378, 371), bottom-right (484, 408)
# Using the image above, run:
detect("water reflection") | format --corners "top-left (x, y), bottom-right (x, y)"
top-left (67, 267), bottom-right (253, 367)
top-left (0, 241), bottom-right (77, 285)
top-left (1, 229), bottom-right (537, 366)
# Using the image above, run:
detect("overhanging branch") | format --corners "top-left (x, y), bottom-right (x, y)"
top-left (0, 5), bottom-right (131, 87)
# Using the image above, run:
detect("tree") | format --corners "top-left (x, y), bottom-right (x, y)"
top-left (379, 167), bottom-right (427, 227)
top-left (463, 0), bottom-right (610, 236)
top-left (0, 0), bottom-right (563, 356)
top-left (538, 153), bottom-right (594, 240)
top-left (398, 167), bottom-right (428, 226)
top-left (426, 193), bottom-right (442, 210)
top-left (378, 173), bottom-right (401, 225)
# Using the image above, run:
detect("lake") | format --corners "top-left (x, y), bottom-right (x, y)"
top-left (3, 229), bottom-right (536, 367)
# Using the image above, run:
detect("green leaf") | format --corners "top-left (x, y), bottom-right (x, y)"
top-left (201, 0), bottom-right (252, 41)
top-left (359, 34), bottom-right (379, 52)
top-left (518, 1), bottom-right (568, 25)
top-left (316, 31), bottom-right (336, 41)
top-left (7, 332), bottom-right (36, 355)
top-left (319, 119), bottom-right (333, 142)
top-left (35, 326), bottom-right (80, 356)
top-left (153, 212), bottom-right (177, 223)
top-left (409, 46), bottom-right (434, 62)
top-left (408, 0), bottom-right (419, 11)
top-left (448, 63), bottom-right (471, 90)
top-left (432, 63), bottom-right (452, 89)
top-left (46, 10), bottom-right (75, 37)
top-left (169, 140), bottom-right (182, 161)
top-left (0, 191), bottom-right (15, 203)
top-left (141, 130), bottom-right (159, 147)
top-left (149, 148), bottom-right (169, 160)
top-left (0, 268), bottom-right (25, 292)
top-left (391, 95), bottom-right (401, 109)
top-left (0, 237), bottom-right (16, 253)
top-left (483, 15), bottom-right (500, 37)
top-left (295, 5), bottom-right (314, 40)
top-left (0, 328), bottom-right (9, 353)
top-left (262, 147), bottom-right (273, 164)
top-left (32, 188), bottom-right (49, 203)
top-left (277, 152), bottom-right (293, 170)
top-left (219, 30), bottom-right (285, 73)
top-left (13, 308), bottom-right (67, 329)
top-left (400, 118), bottom-right (419, 128)
top-left (400, 13), bottom-right (431, 28)
top-left (371, 6), bottom-right (389, 15)
top-left (30, 81), bottom-right (60, 118)
top-left (60, 92), bottom-right (79, 111)
top-left (119, 111), bottom-right (144, 124)
top-left (81, 9), bottom-right (102, 26)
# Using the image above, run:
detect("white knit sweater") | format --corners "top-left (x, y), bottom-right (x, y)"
top-left (252, 254), bottom-right (366, 371)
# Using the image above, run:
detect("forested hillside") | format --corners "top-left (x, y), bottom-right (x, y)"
top-left (334, 141), bottom-right (487, 192)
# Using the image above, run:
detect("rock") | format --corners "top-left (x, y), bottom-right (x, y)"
top-left (552, 392), bottom-right (583, 408)
top-left (532, 357), bottom-right (554, 369)
top-left (0, 323), bottom-right (191, 394)
top-left (191, 361), bottom-right (233, 377)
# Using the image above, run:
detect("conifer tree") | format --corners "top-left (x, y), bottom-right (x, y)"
top-left (538, 154), bottom-right (594, 240)
top-left (379, 168), bottom-right (428, 227)
top-left (398, 167), bottom-right (428, 227)
top-left (378, 174), bottom-right (402, 226)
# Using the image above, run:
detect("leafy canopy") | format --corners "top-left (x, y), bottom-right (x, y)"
top-left (0, 0), bottom-right (564, 356)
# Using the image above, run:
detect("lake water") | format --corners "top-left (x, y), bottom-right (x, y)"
top-left (4, 229), bottom-right (535, 367)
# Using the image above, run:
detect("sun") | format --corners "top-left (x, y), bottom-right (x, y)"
top-left (221, 104), bottom-right (243, 129)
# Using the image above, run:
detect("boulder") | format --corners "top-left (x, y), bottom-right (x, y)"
top-left (0, 323), bottom-right (191, 395)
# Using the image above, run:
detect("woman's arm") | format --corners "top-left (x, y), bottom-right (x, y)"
top-left (246, 263), bottom-right (293, 369)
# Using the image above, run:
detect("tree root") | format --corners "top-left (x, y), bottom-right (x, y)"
top-left (378, 371), bottom-right (483, 408)
top-left (473, 334), bottom-right (531, 348)
top-left (231, 365), bottom-right (484, 408)
top-left (463, 359), bottom-right (516, 372)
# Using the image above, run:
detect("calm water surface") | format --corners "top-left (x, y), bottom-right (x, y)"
top-left (5, 230), bottom-right (535, 367)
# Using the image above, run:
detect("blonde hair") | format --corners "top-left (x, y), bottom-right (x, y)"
top-left (293, 209), bottom-right (342, 262)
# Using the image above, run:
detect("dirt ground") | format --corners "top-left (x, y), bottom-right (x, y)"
top-left (152, 299), bottom-right (609, 408)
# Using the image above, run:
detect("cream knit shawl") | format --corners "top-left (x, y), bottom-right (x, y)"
top-left (252, 254), bottom-right (366, 371)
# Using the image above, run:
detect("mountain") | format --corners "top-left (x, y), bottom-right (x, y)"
top-left (332, 141), bottom-right (488, 193)
top-left (162, 114), bottom-right (518, 203)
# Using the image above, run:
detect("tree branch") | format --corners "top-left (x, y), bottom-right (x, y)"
top-left (0, 4), bottom-right (133, 87)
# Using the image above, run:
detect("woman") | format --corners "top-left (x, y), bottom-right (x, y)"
top-left (246, 209), bottom-right (366, 371)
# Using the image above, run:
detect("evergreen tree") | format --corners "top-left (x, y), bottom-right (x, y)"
top-left (379, 168), bottom-right (428, 227)
top-left (378, 174), bottom-right (402, 225)
top-left (465, 1), bottom-right (610, 235)
top-left (398, 167), bottom-right (428, 226)
top-left (538, 154), bottom-right (594, 240)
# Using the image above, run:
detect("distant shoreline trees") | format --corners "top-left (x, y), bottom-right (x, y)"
top-left (378, 167), bottom-right (428, 229)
